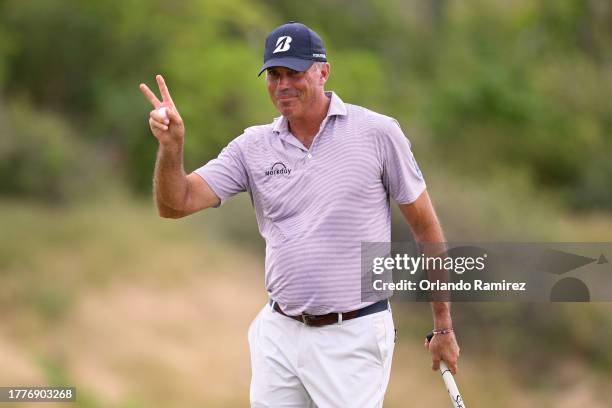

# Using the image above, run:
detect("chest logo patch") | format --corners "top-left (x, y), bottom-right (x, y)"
top-left (265, 162), bottom-right (292, 177)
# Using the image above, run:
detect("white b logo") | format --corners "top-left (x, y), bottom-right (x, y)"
top-left (273, 36), bottom-right (292, 53)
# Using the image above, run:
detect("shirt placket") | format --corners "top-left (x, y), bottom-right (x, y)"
top-left (304, 116), bottom-right (332, 162)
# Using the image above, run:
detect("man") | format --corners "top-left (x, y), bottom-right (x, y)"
top-left (140, 22), bottom-right (459, 407)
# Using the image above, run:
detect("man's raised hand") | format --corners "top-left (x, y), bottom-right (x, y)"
top-left (139, 74), bottom-right (185, 146)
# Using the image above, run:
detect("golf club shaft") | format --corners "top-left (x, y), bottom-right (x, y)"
top-left (426, 332), bottom-right (466, 408)
top-left (439, 361), bottom-right (465, 408)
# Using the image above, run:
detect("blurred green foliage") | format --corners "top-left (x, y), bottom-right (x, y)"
top-left (0, 100), bottom-right (93, 202)
top-left (0, 0), bottom-right (610, 208)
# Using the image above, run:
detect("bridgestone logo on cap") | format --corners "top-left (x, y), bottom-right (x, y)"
top-left (273, 36), bottom-right (292, 53)
top-left (313, 53), bottom-right (326, 59)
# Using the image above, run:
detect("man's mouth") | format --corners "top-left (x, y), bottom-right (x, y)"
top-left (276, 92), bottom-right (299, 100)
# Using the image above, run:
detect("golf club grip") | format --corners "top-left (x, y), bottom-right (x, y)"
top-left (425, 332), bottom-right (466, 408)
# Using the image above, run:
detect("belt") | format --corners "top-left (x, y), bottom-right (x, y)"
top-left (269, 299), bottom-right (389, 327)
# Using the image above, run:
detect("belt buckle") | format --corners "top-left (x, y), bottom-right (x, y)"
top-left (301, 313), bottom-right (317, 326)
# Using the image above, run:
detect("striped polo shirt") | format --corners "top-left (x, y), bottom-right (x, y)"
top-left (195, 91), bottom-right (426, 315)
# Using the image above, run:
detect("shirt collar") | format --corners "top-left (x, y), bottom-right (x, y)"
top-left (272, 91), bottom-right (347, 134)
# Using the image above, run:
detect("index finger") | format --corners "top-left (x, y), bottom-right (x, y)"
top-left (156, 74), bottom-right (175, 107)
top-left (139, 83), bottom-right (162, 108)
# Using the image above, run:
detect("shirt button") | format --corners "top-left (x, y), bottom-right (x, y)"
top-left (307, 153), bottom-right (312, 159)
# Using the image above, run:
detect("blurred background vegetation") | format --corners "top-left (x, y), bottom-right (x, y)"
top-left (1, 0), bottom-right (611, 406)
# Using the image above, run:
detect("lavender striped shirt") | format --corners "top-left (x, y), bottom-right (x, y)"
top-left (195, 92), bottom-right (426, 314)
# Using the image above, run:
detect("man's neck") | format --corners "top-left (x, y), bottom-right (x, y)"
top-left (288, 93), bottom-right (331, 149)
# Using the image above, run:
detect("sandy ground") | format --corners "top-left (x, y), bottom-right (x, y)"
top-left (3, 264), bottom-right (612, 408)
top-left (2, 198), bottom-right (612, 407)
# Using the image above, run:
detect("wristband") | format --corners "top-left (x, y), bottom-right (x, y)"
top-left (432, 328), bottom-right (454, 335)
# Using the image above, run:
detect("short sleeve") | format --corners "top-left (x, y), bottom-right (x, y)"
top-left (193, 136), bottom-right (249, 206)
top-left (380, 118), bottom-right (426, 204)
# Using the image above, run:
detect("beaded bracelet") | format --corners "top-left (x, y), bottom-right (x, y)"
top-left (432, 328), bottom-right (454, 335)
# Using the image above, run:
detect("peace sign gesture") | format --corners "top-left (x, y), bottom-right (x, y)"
top-left (139, 74), bottom-right (185, 146)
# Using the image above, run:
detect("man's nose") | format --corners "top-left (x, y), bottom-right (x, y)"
top-left (278, 74), bottom-right (291, 89)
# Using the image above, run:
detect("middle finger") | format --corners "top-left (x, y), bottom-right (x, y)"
top-left (156, 75), bottom-right (175, 107)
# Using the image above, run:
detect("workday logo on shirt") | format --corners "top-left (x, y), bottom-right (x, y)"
top-left (265, 162), bottom-right (292, 177)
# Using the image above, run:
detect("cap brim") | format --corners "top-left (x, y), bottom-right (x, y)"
top-left (258, 57), bottom-right (314, 76)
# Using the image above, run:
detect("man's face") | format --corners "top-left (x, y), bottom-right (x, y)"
top-left (266, 63), bottom-right (329, 119)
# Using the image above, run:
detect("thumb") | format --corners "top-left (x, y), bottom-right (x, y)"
top-left (166, 107), bottom-right (181, 123)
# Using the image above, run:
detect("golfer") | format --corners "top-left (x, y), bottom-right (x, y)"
top-left (140, 22), bottom-right (460, 407)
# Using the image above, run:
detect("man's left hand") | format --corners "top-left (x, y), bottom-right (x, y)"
top-left (424, 332), bottom-right (460, 374)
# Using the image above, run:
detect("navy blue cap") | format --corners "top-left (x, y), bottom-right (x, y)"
top-left (258, 22), bottom-right (327, 76)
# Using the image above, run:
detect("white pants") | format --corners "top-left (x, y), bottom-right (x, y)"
top-left (248, 303), bottom-right (395, 408)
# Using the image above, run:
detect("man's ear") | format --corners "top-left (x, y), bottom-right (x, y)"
top-left (320, 63), bottom-right (330, 85)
